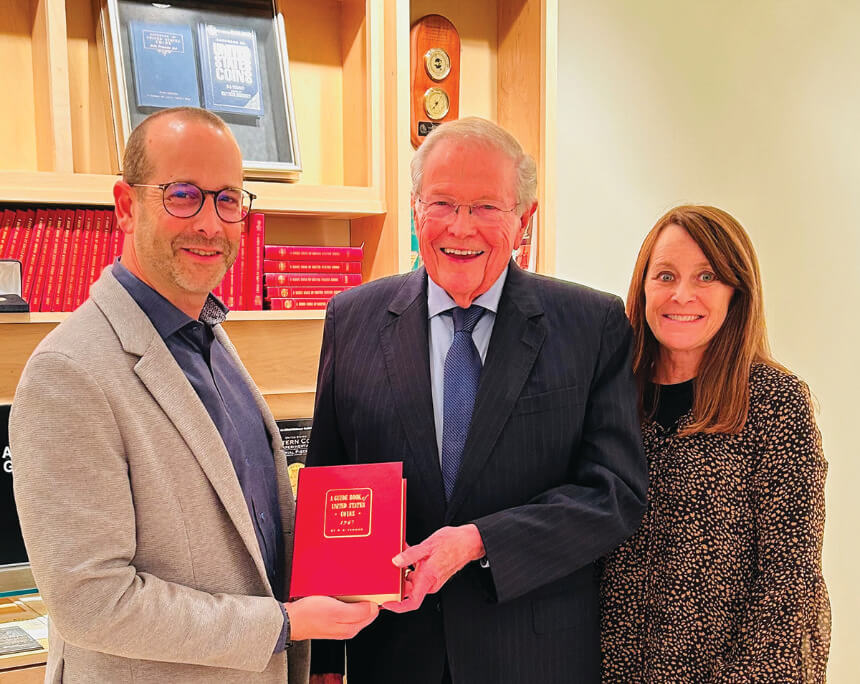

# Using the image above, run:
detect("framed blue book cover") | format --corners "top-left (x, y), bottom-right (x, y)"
top-left (104, 0), bottom-right (301, 179)
top-left (128, 21), bottom-right (200, 108)
top-left (197, 23), bottom-right (264, 117)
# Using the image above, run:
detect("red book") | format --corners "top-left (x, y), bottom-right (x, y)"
top-left (0, 209), bottom-right (14, 257)
top-left (6, 210), bottom-right (35, 262)
top-left (290, 462), bottom-right (406, 603)
top-left (263, 272), bottom-right (362, 287)
top-left (43, 208), bottom-right (69, 311)
top-left (31, 209), bottom-right (60, 311)
top-left (223, 258), bottom-right (236, 309)
top-left (268, 298), bottom-right (330, 311)
top-left (63, 210), bottom-right (86, 311)
top-left (109, 210), bottom-right (124, 263)
top-left (266, 286), bottom-right (350, 299)
top-left (264, 244), bottom-right (364, 262)
top-left (233, 230), bottom-right (246, 309)
top-left (84, 209), bottom-right (109, 299)
top-left (22, 209), bottom-right (49, 301)
top-left (246, 212), bottom-right (265, 310)
top-left (99, 211), bottom-right (115, 269)
top-left (264, 260), bottom-right (362, 274)
top-left (74, 210), bottom-right (97, 309)
top-left (49, 210), bottom-right (75, 312)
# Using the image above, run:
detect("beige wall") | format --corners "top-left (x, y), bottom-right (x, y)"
top-left (556, 1), bottom-right (859, 678)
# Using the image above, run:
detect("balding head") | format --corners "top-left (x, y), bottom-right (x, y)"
top-left (123, 107), bottom-right (236, 185)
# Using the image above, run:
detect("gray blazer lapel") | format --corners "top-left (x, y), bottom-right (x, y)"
top-left (379, 269), bottom-right (447, 522)
top-left (90, 269), bottom-right (271, 589)
top-left (445, 264), bottom-right (546, 521)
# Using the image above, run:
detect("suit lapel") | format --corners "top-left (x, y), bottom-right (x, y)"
top-left (445, 264), bottom-right (546, 521)
top-left (379, 269), bottom-right (447, 523)
top-left (90, 270), bottom-right (271, 589)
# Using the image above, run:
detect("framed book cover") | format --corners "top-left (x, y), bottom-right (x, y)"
top-left (198, 24), bottom-right (264, 117)
top-left (100, 0), bottom-right (301, 181)
top-left (290, 462), bottom-right (406, 603)
top-left (128, 21), bottom-right (200, 108)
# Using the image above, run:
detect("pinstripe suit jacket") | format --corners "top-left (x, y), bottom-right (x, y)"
top-left (10, 268), bottom-right (310, 683)
top-left (307, 263), bottom-right (646, 684)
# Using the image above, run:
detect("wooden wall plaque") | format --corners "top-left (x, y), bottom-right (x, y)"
top-left (410, 15), bottom-right (460, 148)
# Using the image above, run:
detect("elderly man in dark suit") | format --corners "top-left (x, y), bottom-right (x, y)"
top-left (307, 117), bottom-right (647, 684)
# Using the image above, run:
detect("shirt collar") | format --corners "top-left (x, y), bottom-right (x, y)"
top-left (112, 260), bottom-right (228, 340)
top-left (427, 265), bottom-right (508, 319)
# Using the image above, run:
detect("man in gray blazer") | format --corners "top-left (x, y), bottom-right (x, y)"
top-left (307, 118), bottom-right (647, 684)
top-left (10, 107), bottom-right (377, 683)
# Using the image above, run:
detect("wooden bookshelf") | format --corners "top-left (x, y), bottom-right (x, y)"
top-left (0, 0), bottom-right (557, 418)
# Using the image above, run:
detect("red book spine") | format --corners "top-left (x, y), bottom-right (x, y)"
top-left (223, 259), bottom-right (236, 309)
top-left (100, 211), bottom-right (115, 268)
top-left (50, 210), bottom-right (75, 312)
top-left (85, 210), bottom-right (108, 299)
top-left (30, 210), bottom-right (58, 311)
top-left (248, 212), bottom-right (265, 310)
top-left (263, 260), bottom-right (362, 274)
top-left (74, 210), bottom-right (97, 309)
top-left (233, 230), bottom-right (246, 310)
top-left (22, 209), bottom-right (49, 301)
top-left (268, 298), bottom-right (330, 311)
top-left (263, 244), bottom-right (364, 262)
top-left (109, 210), bottom-right (123, 262)
top-left (63, 210), bottom-right (86, 311)
top-left (263, 272), bottom-right (362, 287)
top-left (290, 462), bottom-right (405, 602)
top-left (265, 286), bottom-right (350, 299)
top-left (5, 210), bottom-right (33, 263)
top-left (0, 209), bottom-right (14, 257)
top-left (33, 209), bottom-right (62, 312)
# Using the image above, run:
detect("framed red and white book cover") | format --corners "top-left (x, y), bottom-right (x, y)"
top-left (290, 462), bottom-right (406, 603)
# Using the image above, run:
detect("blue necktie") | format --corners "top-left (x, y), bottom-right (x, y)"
top-left (441, 305), bottom-right (485, 501)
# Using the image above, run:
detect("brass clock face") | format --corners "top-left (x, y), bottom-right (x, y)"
top-left (424, 48), bottom-right (451, 81)
top-left (423, 87), bottom-right (450, 120)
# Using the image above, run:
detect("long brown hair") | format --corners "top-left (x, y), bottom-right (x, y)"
top-left (626, 205), bottom-right (785, 434)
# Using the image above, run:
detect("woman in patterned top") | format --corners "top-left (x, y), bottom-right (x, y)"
top-left (600, 205), bottom-right (830, 682)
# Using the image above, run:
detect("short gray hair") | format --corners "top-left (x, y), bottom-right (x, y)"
top-left (410, 117), bottom-right (538, 207)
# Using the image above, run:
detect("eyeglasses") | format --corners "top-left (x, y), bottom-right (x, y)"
top-left (130, 182), bottom-right (256, 223)
top-left (415, 197), bottom-right (519, 223)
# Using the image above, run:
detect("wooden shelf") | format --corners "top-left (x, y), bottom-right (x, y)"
top-left (0, 172), bottom-right (385, 218)
top-left (0, 310), bottom-right (326, 325)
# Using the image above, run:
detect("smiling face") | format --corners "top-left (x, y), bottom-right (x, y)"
top-left (644, 223), bottom-right (735, 381)
top-left (117, 115), bottom-right (243, 318)
top-left (412, 137), bottom-right (535, 307)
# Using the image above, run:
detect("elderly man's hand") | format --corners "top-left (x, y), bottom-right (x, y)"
top-left (382, 524), bottom-right (485, 613)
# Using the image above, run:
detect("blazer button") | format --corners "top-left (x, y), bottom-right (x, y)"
top-left (434, 599), bottom-right (441, 613)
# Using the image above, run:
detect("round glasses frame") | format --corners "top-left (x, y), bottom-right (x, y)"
top-left (414, 196), bottom-right (520, 223)
top-left (129, 182), bottom-right (256, 223)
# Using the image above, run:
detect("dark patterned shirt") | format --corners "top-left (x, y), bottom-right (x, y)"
top-left (601, 364), bottom-right (830, 682)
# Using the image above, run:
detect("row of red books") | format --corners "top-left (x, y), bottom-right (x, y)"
top-left (263, 244), bottom-right (364, 311)
top-left (0, 207), bottom-right (122, 312)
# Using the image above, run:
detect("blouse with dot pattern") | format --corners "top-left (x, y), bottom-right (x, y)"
top-left (600, 364), bottom-right (830, 682)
